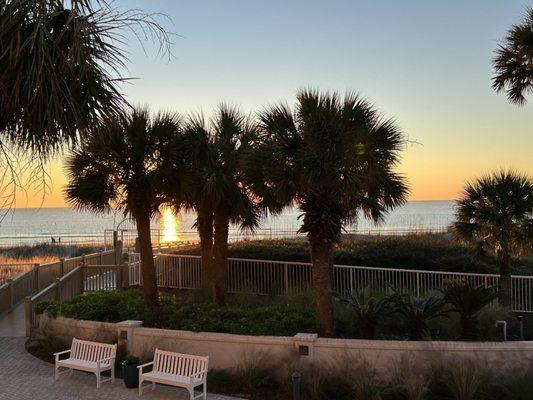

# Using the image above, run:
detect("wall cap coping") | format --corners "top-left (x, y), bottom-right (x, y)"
top-left (117, 320), bottom-right (143, 328)
top-left (50, 316), bottom-right (116, 331)
top-left (134, 326), bottom-right (294, 345)
top-left (294, 333), bottom-right (318, 342)
top-left (315, 337), bottom-right (533, 351)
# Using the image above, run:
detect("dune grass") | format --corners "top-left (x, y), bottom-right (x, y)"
top-left (0, 243), bottom-right (103, 285)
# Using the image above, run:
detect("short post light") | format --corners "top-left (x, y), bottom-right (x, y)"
top-left (291, 371), bottom-right (301, 400)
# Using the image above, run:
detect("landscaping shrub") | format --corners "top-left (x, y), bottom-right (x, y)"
top-left (171, 234), bottom-right (533, 275)
top-left (34, 286), bottom-right (521, 341)
top-left (35, 290), bottom-right (317, 336)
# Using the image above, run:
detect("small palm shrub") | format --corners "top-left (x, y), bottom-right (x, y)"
top-left (392, 293), bottom-right (450, 340)
top-left (338, 289), bottom-right (393, 339)
top-left (441, 280), bottom-right (498, 341)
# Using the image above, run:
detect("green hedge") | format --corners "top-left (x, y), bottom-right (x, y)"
top-left (35, 290), bottom-right (317, 336)
top-left (172, 234), bottom-right (532, 275)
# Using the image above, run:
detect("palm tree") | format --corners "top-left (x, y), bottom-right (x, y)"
top-left (442, 280), bottom-right (498, 341)
top-left (453, 171), bottom-right (532, 306)
top-left (247, 89), bottom-right (408, 336)
top-left (179, 106), bottom-right (259, 304)
top-left (392, 293), bottom-right (449, 340)
top-left (0, 0), bottom-right (170, 160)
top-left (339, 289), bottom-right (393, 339)
top-left (492, 6), bottom-right (533, 105)
top-left (65, 108), bottom-right (185, 308)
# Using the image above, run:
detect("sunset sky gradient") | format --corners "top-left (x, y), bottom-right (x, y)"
top-left (17, 0), bottom-right (532, 208)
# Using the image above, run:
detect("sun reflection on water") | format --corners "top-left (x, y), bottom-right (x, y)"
top-left (161, 206), bottom-right (179, 243)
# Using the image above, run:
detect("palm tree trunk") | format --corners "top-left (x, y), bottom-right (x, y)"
top-left (135, 211), bottom-right (159, 309)
top-left (213, 210), bottom-right (229, 305)
top-left (197, 207), bottom-right (214, 297)
top-left (461, 314), bottom-right (478, 341)
top-left (499, 249), bottom-right (512, 307)
top-left (309, 236), bottom-right (335, 337)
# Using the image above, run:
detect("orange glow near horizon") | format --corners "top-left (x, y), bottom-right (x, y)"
top-left (10, 134), bottom-right (533, 209)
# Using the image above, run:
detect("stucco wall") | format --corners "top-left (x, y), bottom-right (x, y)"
top-left (37, 315), bottom-right (533, 374)
top-left (38, 314), bottom-right (117, 344)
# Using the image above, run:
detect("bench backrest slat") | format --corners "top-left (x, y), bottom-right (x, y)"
top-left (71, 338), bottom-right (116, 362)
top-left (153, 349), bottom-right (208, 377)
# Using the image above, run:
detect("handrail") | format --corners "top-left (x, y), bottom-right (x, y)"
top-left (127, 252), bottom-right (533, 314)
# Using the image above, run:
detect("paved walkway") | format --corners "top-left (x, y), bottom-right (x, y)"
top-left (0, 306), bottom-right (240, 400)
top-left (0, 304), bottom-right (25, 337)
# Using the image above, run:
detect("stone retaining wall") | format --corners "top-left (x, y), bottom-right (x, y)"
top-left (38, 315), bottom-right (533, 374)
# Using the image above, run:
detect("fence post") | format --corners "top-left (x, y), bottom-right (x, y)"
top-left (416, 272), bottom-right (421, 298)
top-left (33, 264), bottom-right (40, 292)
top-left (122, 263), bottom-right (129, 289)
top-left (59, 259), bottom-right (65, 277)
top-left (25, 296), bottom-right (32, 338)
top-left (114, 240), bottom-right (123, 265)
top-left (79, 266), bottom-right (85, 294)
top-left (284, 263), bottom-right (289, 294)
top-left (7, 279), bottom-right (13, 313)
top-left (113, 230), bottom-right (118, 247)
top-left (55, 278), bottom-right (61, 301)
top-left (178, 257), bottom-right (182, 289)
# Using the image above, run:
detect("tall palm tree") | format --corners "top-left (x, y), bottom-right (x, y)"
top-left (65, 108), bottom-right (185, 308)
top-left (0, 0), bottom-right (170, 204)
top-left (179, 106), bottom-right (259, 304)
top-left (492, 6), bottom-right (533, 105)
top-left (246, 89), bottom-right (408, 336)
top-left (453, 171), bottom-right (533, 306)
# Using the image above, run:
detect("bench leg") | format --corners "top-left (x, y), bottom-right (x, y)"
top-left (96, 372), bottom-right (101, 388)
top-left (188, 388), bottom-right (194, 400)
top-left (139, 379), bottom-right (143, 396)
top-left (152, 382), bottom-right (156, 390)
top-left (203, 382), bottom-right (207, 400)
top-left (54, 365), bottom-right (59, 381)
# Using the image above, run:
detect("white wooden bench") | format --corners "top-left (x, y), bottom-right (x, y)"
top-left (138, 349), bottom-right (209, 400)
top-left (54, 338), bottom-right (117, 388)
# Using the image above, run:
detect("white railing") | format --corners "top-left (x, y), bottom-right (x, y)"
top-left (128, 253), bottom-right (533, 313)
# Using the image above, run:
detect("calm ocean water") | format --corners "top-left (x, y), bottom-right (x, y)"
top-left (0, 201), bottom-right (456, 246)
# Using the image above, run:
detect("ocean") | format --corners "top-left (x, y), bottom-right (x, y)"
top-left (0, 201), bottom-right (456, 247)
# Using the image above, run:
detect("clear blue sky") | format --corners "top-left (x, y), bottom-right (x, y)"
top-left (37, 0), bottom-right (533, 206)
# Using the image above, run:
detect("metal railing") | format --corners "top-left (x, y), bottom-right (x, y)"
top-left (0, 248), bottom-right (116, 316)
top-left (25, 263), bottom-right (127, 337)
top-left (128, 253), bottom-right (533, 313)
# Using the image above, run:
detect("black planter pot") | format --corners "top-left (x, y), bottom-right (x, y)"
top-left (122, 362), bottom-right (140, 388)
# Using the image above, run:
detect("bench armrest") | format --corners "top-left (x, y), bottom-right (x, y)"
top-left (189, 369), bottom-right (209, 380)
top-left (96, 356), bottom-right (115, 367)
top-left (54, 349), bottom-right (71, 361)
top-left (137, 361), bottom-right (154, 372)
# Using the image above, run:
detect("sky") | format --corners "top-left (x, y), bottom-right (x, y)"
top-left (17, 0), bottom-right (533, 207)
